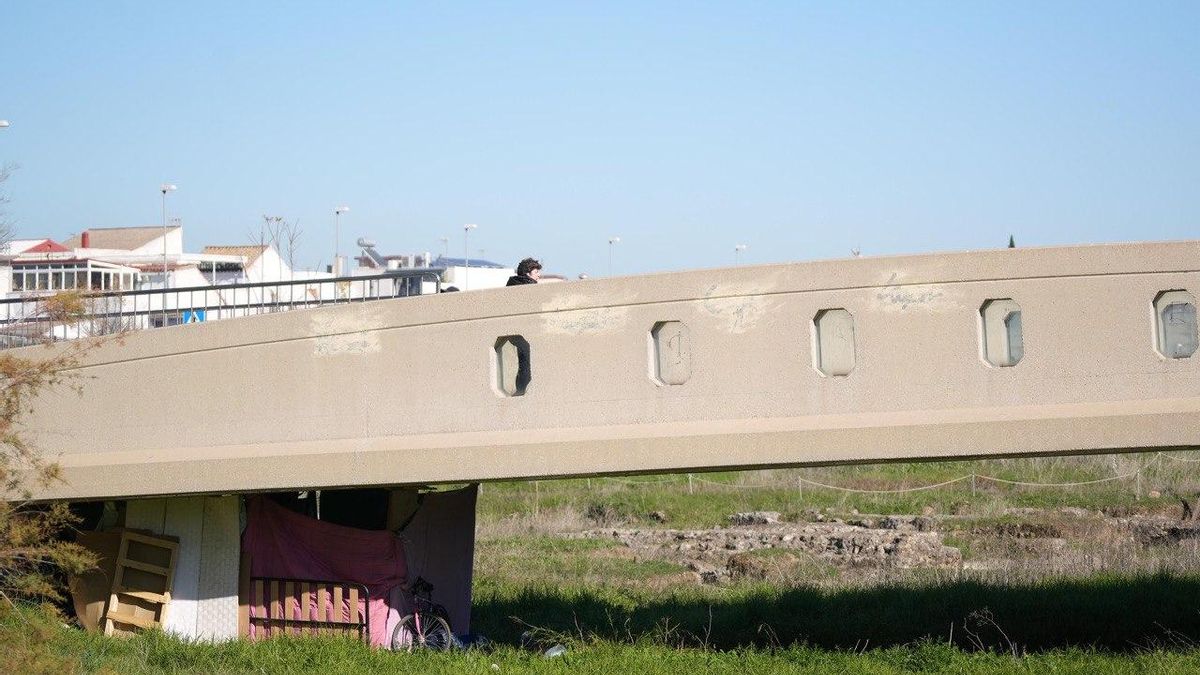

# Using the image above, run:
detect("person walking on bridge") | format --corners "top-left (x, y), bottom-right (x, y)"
top-left (507, 258), bottom-right (542, 286)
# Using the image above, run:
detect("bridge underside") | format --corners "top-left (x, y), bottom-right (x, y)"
top-left (23, 241), bottom-right (1200, 501)
top-left (45, 403), bottom-right (1200, 501)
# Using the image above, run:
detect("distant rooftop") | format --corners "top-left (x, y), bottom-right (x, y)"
top-left (4, 239), bottom-right (70, 255)
top-left (64, 226), bottom-right (177, 250)
top-left (433, 256), bottom-right (508, 269)
top-left (202, 245), bottom-right (268, 265)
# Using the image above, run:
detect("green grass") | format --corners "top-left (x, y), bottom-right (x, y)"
top-left (942, 534), bottom-right (976, 559)
top-left (7, 605), bottom-right (1200, 674)
top-left (477, 453), bottom-right (1195, 529)
top-left (476, 536), bottom-right (685, 588)
top-left (469, 572), bottom-right (1200, 652)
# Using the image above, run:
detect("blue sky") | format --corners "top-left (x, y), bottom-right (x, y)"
top-left (1, 1), bottom-right (1197, 276)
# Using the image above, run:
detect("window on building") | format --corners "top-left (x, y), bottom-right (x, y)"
top-left (150, 314), bottom-right (186, 328)
top-left (1155, 290), bottom-right (1197, 359)
top-left (980, 299), bottom-right (1024, 367)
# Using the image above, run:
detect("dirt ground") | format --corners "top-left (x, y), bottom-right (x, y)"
top-left (573, 505), bottom-right (1200, 586)
top-left (478, 498), bottom-right (1200, 591)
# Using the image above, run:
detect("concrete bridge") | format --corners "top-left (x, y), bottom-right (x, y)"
top-left (23, 240), bottom-right (1200, 502)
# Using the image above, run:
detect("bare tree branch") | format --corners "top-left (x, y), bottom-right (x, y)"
top-left (0, 164), bottom-right (16, 253)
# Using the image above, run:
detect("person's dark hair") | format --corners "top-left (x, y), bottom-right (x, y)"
top-left (516, 258), bottom-right (542, 276)
top-left (440, 286), bottom-right (460, 293)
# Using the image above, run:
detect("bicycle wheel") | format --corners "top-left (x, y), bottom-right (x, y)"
top-left (392, 613), bottom-right (454, 652)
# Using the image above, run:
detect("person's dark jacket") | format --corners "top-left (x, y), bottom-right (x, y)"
top-left (506, 274), bottom-right (537, 286)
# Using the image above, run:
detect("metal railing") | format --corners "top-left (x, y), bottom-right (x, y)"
top-left (0, 270), bottom-right (441, 348)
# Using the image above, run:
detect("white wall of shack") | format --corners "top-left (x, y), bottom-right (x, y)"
top-left (126, 496), bottom-right (240, 641)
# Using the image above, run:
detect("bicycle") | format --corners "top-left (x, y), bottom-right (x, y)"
top-left (390, 576), bottom-right (454, 651)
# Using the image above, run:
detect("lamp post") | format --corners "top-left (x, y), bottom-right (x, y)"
top-left (333, 206), bottom-right (349, 276)
top-left (734, 244), bottom-right (748, 265)
top-left (160, 184), bottom-right (177, 288)
top-left (463, 224), bottom-right (477, 290)
top-left (608, 236), bottom-right (620, 277)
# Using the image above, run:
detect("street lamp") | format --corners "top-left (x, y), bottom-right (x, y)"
top-left (0, 120), bottom-right (9, 129)
top-left (160, 184), bottom-right (177, 288)
top-left (333, 206), bottom-right (349, 275)
top-left (608, 236), bottom-right (621, 277)
top-left (463, 224), bottom-right (477, 289)
top-left (734, 244), bottom-right (748, 265)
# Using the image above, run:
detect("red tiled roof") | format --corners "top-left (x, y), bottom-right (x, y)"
top-left (20, 239), bottom-right (71, 253)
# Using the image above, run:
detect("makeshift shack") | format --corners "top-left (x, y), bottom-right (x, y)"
top-left (67, 485), bottom-right (478, 647)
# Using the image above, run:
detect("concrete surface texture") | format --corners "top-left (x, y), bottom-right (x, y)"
top-left (21, 241), bottom-right (1200, 500)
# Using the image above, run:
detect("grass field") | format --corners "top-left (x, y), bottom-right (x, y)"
top-left (472, 572), bottom-right (1200, 651)
top-left (8, 451), bottom-right (1200, 673)
top-left (6, 602), bottom-right (1200, 674)
top-left (474, 453), bottom-right (1195, 530)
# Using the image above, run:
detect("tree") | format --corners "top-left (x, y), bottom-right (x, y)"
top-left (250, 216), bottom-right (303, 306)
top-left (0, 303), bottom-right (100, 603)
top-left (280, 219), bottom-right (302, 281)
top-left (0, 163), bottom-right (14, 250)
top-left (0, 168), bottom-right (100, 605)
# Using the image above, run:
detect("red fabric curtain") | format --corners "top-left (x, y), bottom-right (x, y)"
top-left (242, 496), bottom-right (407, 646)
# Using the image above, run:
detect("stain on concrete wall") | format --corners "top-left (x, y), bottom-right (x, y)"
top-left (541, 306), bottom-right (630, 335)
top-left (872, 273), bottom-right (948, 312)
top-left (700, 282), bottom-right (777, 334)
top-left (310, 310), bottom-right (383, 356)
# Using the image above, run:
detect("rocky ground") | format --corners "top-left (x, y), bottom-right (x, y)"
top-left (565, 506), bottom-right (1200, 586)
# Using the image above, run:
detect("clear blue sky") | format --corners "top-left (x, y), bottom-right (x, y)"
top-left (1, 1), bottom-right (1197, 276)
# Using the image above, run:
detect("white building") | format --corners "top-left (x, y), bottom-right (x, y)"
top-left (0, 226), bottom-right (332, 343)
top-left (352, 241), bottom-right (521, 292)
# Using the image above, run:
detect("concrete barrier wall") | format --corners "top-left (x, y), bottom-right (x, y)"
top-left (24, 241), bottom-right (1200, 500)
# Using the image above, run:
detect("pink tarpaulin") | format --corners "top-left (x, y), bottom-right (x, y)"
top-left (242, 496), bottom-right (406, 646)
